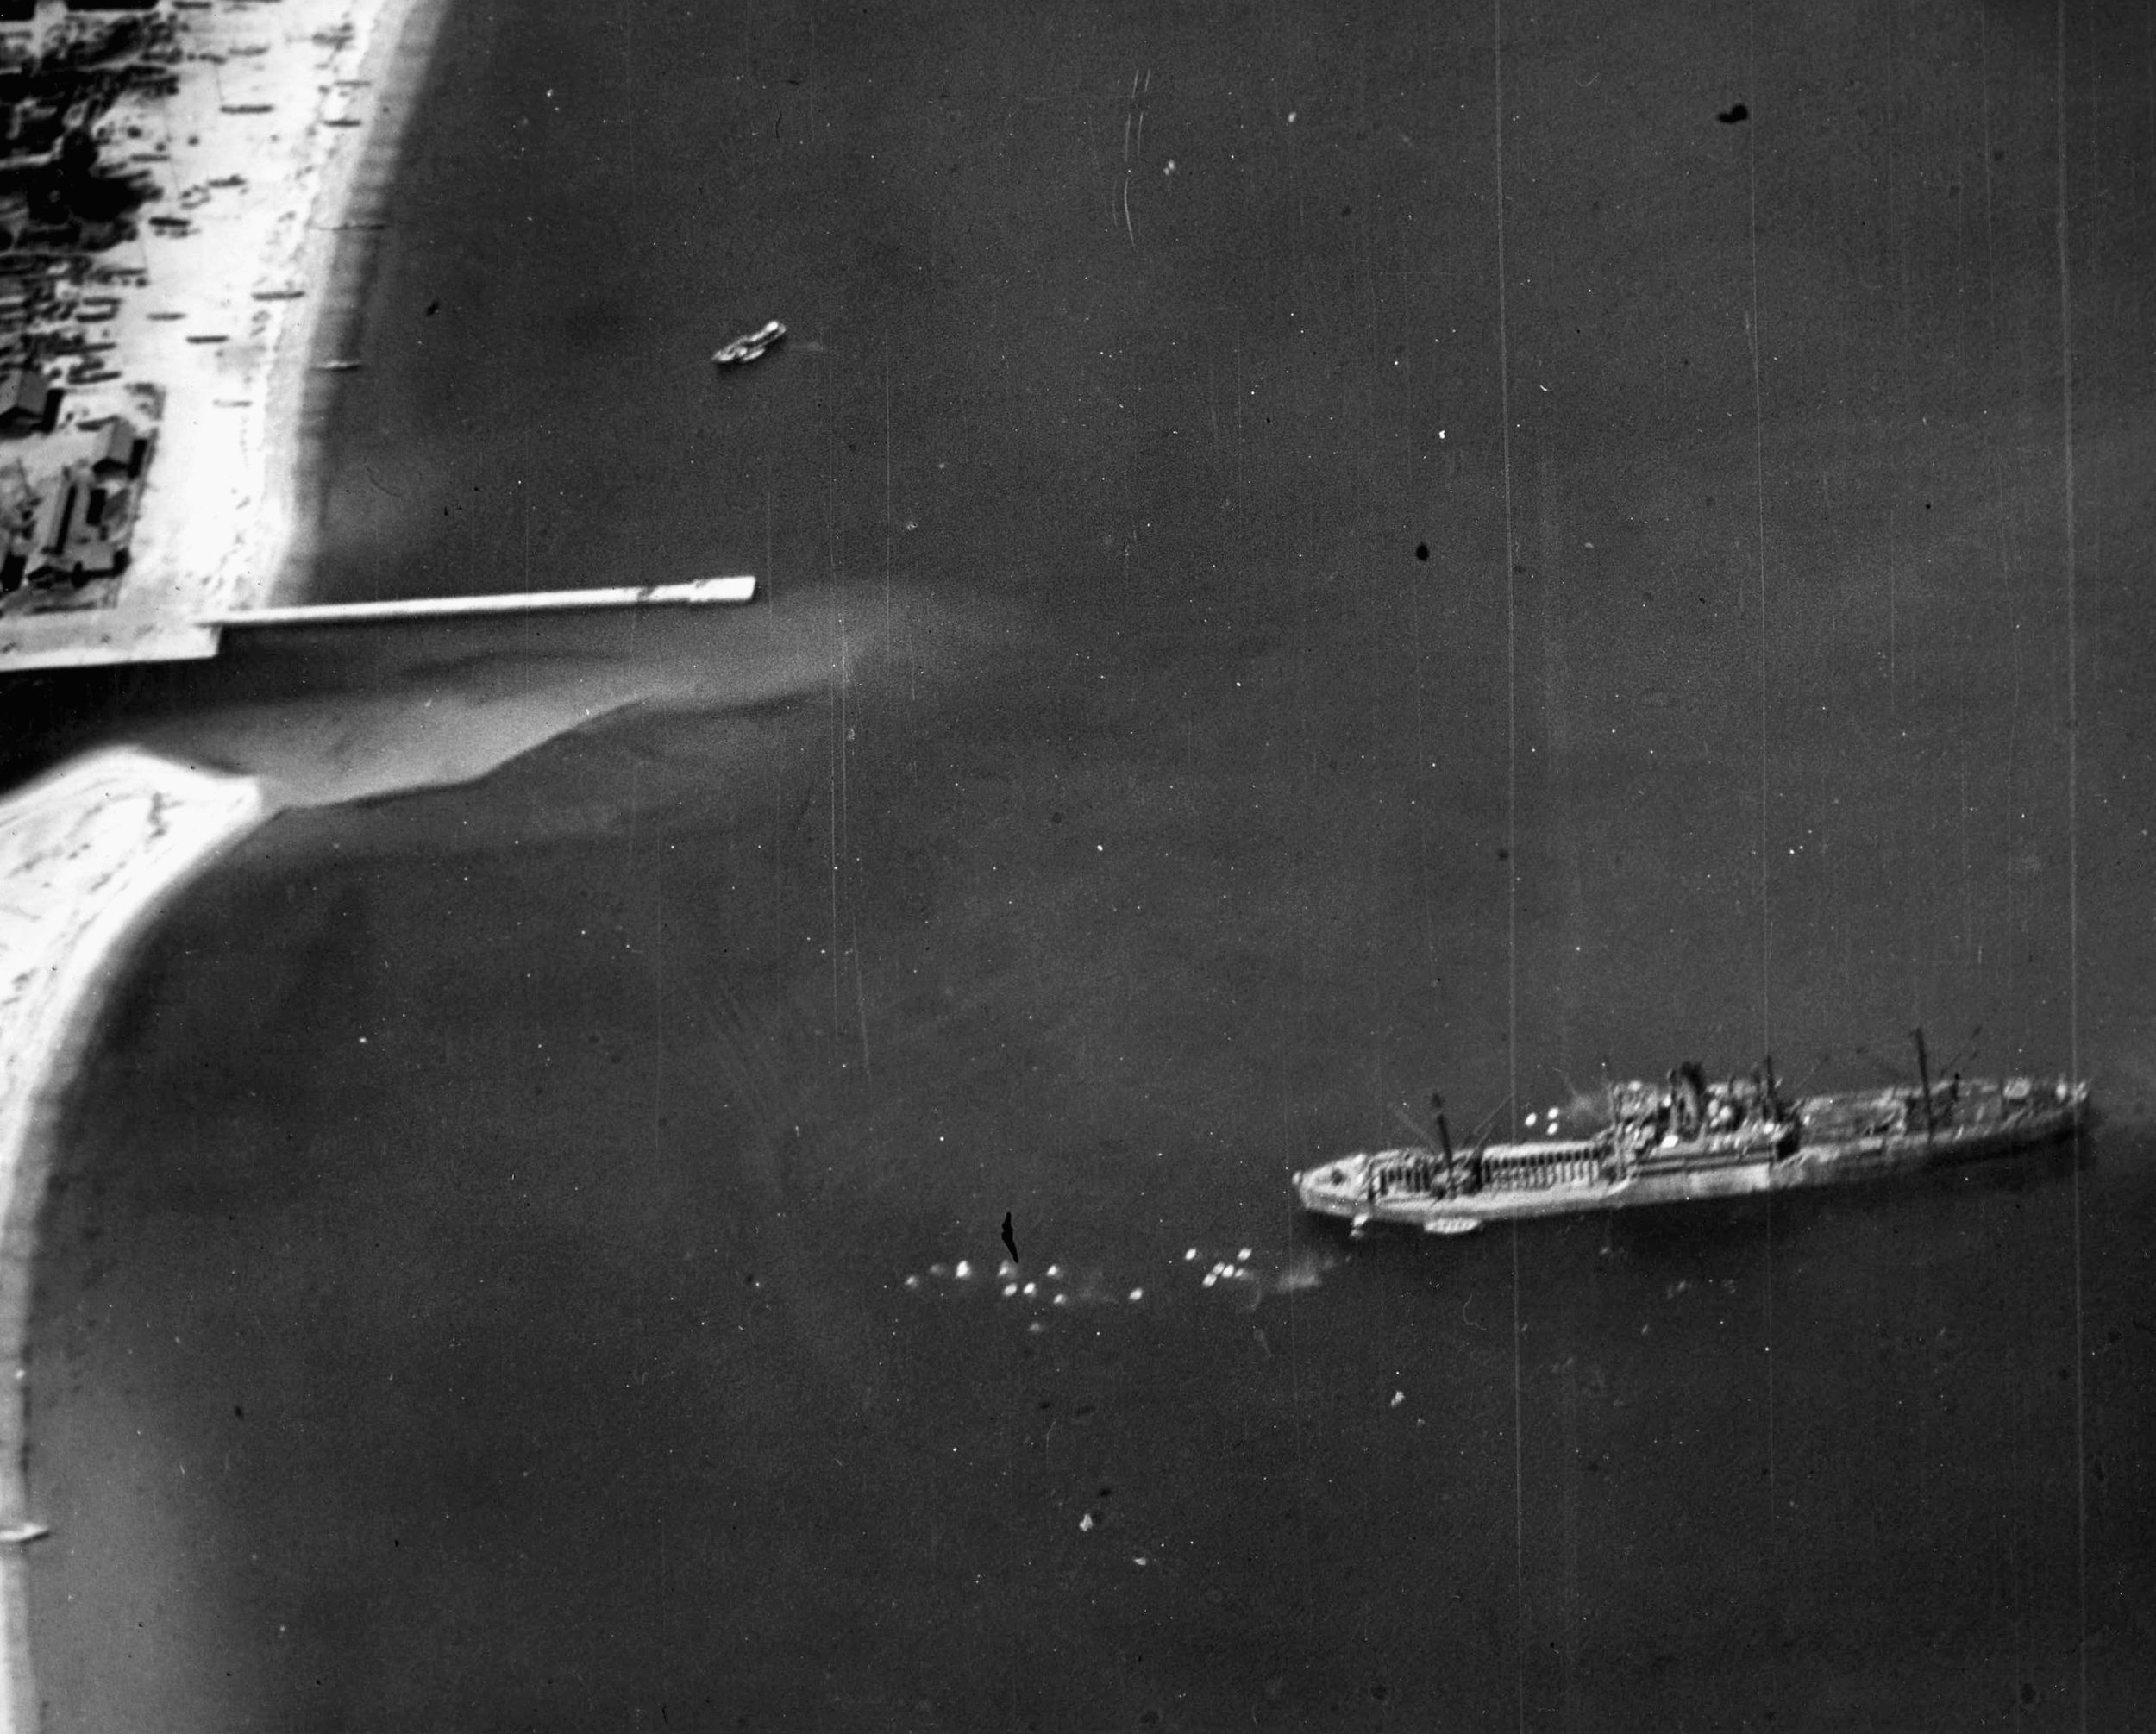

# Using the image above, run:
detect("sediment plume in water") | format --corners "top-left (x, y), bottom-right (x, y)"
top-left (128, 581), bottom-right (999, 816)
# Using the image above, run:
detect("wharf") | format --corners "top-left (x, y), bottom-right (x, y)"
top-left (0, 575), bottom-right (758, 670)
top-left (204, 575), bottom-right (760, 629)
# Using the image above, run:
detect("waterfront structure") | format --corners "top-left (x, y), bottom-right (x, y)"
top-left (0, 371), bottom-right (47, 435)
top-left (90, 414), bottom-right (144, 477)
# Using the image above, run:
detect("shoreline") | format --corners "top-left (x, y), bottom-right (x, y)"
top-left (0, 0), bottom-right (448, 1724)
top-left (0, 0), bottom-right (448, 668)
top-left (0, 748), bottom-right (266, 1734)
top-left (260, 0), bottom-right (450, 607)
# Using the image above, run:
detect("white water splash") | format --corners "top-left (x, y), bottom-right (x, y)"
top-left (901, 1240), bottom-right (1341, 1323)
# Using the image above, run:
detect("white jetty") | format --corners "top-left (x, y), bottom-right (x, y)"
top-left (204, 574), bottom-right (759, 629)
top-left (0, 577), bottom-right (757, 672)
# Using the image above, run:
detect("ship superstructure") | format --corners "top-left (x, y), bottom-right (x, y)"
top-left (1295, 1043), bottom-right (2087, 1236)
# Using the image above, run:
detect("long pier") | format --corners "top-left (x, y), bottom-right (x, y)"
top-left (0, 577), bottom-right (757, 672)
top-left (203, 575), bottom-right (757, 628)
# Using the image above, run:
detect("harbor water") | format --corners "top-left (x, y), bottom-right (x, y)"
top-left (22, 0), bottom-right (2156, 1726)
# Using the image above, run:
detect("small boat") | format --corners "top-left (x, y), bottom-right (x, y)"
top-left (712, 319), bottom-right (786, 366)
top-left (1295, 1036), bottom-right (2089, 1236)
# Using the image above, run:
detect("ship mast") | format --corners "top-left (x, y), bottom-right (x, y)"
top-left (1911, 1028), bottom-right (1935, 1145)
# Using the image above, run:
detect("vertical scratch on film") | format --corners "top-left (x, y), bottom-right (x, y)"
top-left (1744, 7), bottom-right (1780, 1711)
top-left (2051, 2), bottom-right (2086, 1722)
top-left (1491, 3), bottom-right (1526, 1728)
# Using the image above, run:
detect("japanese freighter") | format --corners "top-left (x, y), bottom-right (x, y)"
top-left (1294, 1040), bottom-right (2089, 1236)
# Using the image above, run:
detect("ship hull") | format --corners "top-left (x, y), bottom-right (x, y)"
top-left (1295, 1085), bottom-right (2086, 1235)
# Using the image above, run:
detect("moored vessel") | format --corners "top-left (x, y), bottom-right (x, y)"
top-left (1295, 1040), bottom-right (2089, 1236)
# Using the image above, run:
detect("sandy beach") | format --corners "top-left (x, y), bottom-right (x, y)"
top-left (0, 0), bottom-right (444, 1723)
top-left (0, 748), bottom-right (263, 1731)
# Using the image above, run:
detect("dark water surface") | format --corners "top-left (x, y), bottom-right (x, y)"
top-left (25, 0), bottom-right (2156, 1726)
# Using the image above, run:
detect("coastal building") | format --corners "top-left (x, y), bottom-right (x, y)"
top-left (29, 463), bottom-right (84, 558)
top-left (91, 413), bottom-right (146, 477)
top-left (0, 366), bottom-right (50, 434)
top-left (57, 533), bottom-right (116, 576)
top-left (0, 445), bottom-right (139, 593)
top-left (0, 467), bottom-right (24, 588)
